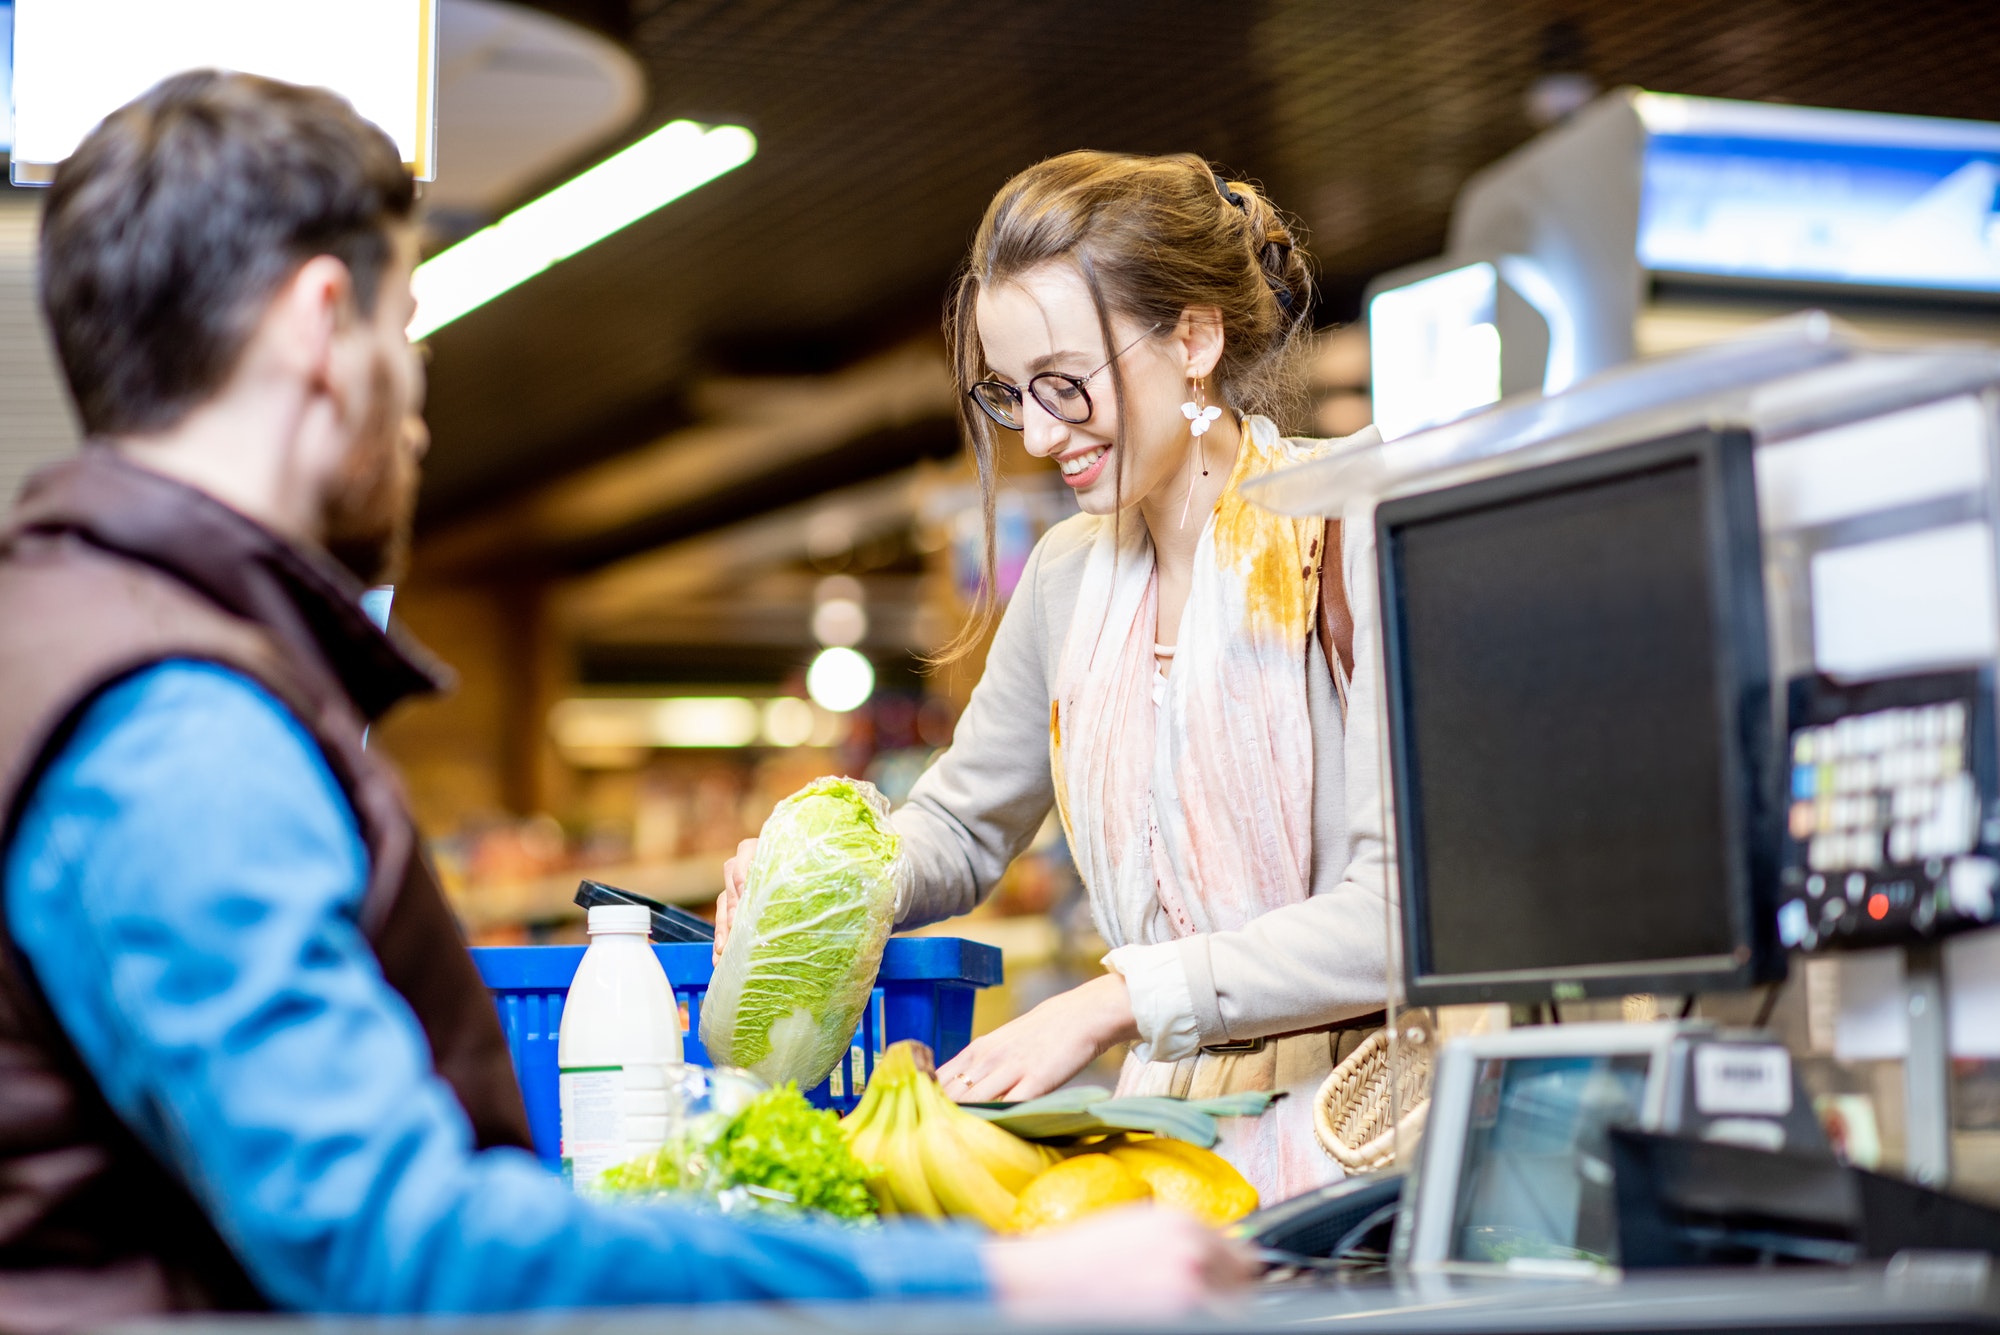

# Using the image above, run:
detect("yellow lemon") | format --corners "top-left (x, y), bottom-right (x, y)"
top-left (1105, 1137), bottom-right (1259, 1227)
top-left (1009, 1153), bottom-right (1152, 1233)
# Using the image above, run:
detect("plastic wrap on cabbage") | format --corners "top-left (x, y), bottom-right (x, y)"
top-left (700, 776), bottom-right (901, 1089)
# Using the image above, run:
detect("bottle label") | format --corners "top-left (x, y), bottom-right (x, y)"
top-left (559, 1065), bottom-right (625, 1192)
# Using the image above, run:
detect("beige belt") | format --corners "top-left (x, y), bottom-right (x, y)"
top-left (1200, 1009), bottom-right (1388, 1056)
top-left (1127, 1014), bottom-right (1387, 1103)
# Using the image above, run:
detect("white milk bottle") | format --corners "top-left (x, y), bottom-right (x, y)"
top-left (557, 904), bottom-right (684, 1191)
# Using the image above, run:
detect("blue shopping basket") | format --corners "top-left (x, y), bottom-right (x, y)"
top-left (472, 938), bottom-right (1002, 1170)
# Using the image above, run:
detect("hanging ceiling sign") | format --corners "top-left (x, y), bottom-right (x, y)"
top-left (9, 0), bottom-right (438, 186)
top-left (1635, 93), bottom-right (2000, 296)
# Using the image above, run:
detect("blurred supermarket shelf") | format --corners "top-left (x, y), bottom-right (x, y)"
top-left (448, 855), bottom-right (722, 935)
top-left (905, 913), bottom-right (1062, 972)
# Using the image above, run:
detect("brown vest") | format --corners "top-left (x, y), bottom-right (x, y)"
top-left (0, 450), bottom-right (532, 1333)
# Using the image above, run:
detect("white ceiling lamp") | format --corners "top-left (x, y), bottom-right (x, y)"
top-left (807, 647), bottom-right (875, 714)
top-left (409, 117), bottom-right (755, 338)
top-left (424, 0), bottom-right (644, 218)
top-left (9, 0), bottom-right (441, 185)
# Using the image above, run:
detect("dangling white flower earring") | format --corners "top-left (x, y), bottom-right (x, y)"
top-left (1179, 379), bottom-right (1221, 527)
top-left (1181, 382), bottom-right (1223, 443)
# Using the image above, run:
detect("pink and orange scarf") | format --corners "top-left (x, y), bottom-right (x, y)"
top-left (1050, 415), bottom-right (1342, 1199)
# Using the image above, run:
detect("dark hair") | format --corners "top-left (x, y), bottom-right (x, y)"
top-left (39, 69), bottom-right (417, 437)
top-left (941, 150), bottom-right (1313, 661)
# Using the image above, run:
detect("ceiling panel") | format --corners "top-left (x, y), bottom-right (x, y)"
top-left (417, 0), bottom-right (2000, 521)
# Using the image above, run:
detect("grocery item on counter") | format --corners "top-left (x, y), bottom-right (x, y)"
top-left (701, 777), bottom-right (901, 1089)
top-left (1010, 1136), bottom-right (1259, 1232)
top-left (1010, 1152), bottom-right (1153, 1233)
top-left (1101, 1135), bottom-right (1259, 1227)
top-left (840, 1041), bottom-right (1057, 1230)
top-left (601, 1070), bottom-right (877, 1220)
top-left (557, 903), bottom-right (685, 1191)
top-left (964, 1086), bottom-right (1278, 1147)
top-left (835, 1041), bottom-right (1260, 1234)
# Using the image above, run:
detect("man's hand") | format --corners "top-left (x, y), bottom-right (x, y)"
top-left (982, 1206), bottom-right (1257, 1317)
top-left (713, 838), bottom-right (757, 961)
top-left (936, 972), bottom-right (1139, 1103)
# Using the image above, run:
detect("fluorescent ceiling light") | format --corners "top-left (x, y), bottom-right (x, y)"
top-left (550, 694), bottom-right (841, 751)
top-left (552, 696), bottom-right (759, 750)
top-left (409, 118), bottom-right (755, 339)
top-left (10, 0), bottom-right (438, 183)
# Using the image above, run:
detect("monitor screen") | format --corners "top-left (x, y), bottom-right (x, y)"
top-left (1632, 89), bottom-right (2000, 297)
top-left (1380, 429), bottom-right (1775, 1002)
top-left (1450, 1053), bottom-right (1652, 1265)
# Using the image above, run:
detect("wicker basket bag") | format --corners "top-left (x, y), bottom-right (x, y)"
top-left (1312, 1027), bottom-right (1433, 1172)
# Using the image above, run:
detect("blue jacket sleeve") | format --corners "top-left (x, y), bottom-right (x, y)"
top-left (4, 662), bottom-right (987, 1313)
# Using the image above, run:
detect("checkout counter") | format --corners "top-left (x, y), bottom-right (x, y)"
top-left (105, 1264), bottom-right (2000, 1333)
top-left (1243, 317), bottom-right (2000, 1318)
top-left (106, 323), bottom-right (2000, 1335)
top-left (104, 99), bottom-right (2000, 1335)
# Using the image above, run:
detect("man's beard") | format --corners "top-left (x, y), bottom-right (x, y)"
top-left (323, 357), bottom-right (419, 586)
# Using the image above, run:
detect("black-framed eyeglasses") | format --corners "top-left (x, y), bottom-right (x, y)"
top-left (967, 324), bottom-right (1162, 431)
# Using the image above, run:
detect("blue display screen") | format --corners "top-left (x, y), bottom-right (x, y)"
top-left (1450, 1054), bottom-right (1652, 1265)
top-left (1, 3), bottom-right (13, 154)
top-left (1639, 131), bottom-right (2000, 293)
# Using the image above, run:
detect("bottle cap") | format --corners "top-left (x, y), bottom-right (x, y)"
top-left (586, 904), bottom-right (652, 936)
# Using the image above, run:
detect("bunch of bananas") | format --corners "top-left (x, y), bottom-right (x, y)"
top-left (840, 1041), bottom-right (1058, 1230)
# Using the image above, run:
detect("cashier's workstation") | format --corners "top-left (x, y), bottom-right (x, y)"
top-left (90, 81), bottom-right (2000, 1335)
top-left (1186, 89), bottom-right (2000, 1330)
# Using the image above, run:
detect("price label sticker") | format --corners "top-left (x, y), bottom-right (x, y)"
top-left (1694, 1044), bottom-right (1794, 1117)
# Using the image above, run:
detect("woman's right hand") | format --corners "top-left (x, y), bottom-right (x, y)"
top-left (714, 838), bottom-right (757, 961)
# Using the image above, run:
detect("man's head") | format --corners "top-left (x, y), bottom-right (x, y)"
top-left (39, 70), bottom-right (426, 583)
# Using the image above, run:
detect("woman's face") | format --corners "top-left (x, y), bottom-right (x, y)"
top-left (974, 262), bottom-right (1207, 517)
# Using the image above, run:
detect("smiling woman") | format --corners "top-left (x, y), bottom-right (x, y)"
top-left (717, 150), bottom-right (1393, 1206)
top-left (943, 151), bottom-right (1315, 656)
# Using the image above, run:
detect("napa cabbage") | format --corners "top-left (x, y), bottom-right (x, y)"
top-left (700, 777), bottom-right (900, 1089)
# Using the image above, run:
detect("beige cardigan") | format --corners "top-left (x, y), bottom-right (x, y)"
top-left (892, 492), bottom-right (1391, 1050)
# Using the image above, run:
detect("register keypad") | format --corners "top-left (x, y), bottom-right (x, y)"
top-left (1789, 701), bottom-right (1974, 872)
top-left (1777, 669), bottom-right (2000, 951)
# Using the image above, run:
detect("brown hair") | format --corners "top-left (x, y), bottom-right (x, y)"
top-left (40, 69), bottom-right (416, 437)
top-left (940, 150), bottom-right (1313, 660)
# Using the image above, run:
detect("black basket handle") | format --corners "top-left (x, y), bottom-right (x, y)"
top-left (573, 879), bottom-right (716, 943)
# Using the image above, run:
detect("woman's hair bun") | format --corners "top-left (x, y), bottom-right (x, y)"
top-left (1222, 177), bottom-right (1312, 327)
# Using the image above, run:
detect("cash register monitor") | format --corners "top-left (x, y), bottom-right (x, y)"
top-left (1408, 1036), bottom-right (1664, 1268)
top-left (1378, 428), bottom-right (1779, 1005)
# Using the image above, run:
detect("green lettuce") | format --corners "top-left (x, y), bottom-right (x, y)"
top-left (601, 1084), bottom-right (877, 1220)
top-left (699, 777), bottom-right (900, 1089)
top-left (711, 1084), bottom-right (878, 1219)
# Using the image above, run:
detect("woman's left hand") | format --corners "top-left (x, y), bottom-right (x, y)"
top-left (937, 972), bottom-right (1140, 1103)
